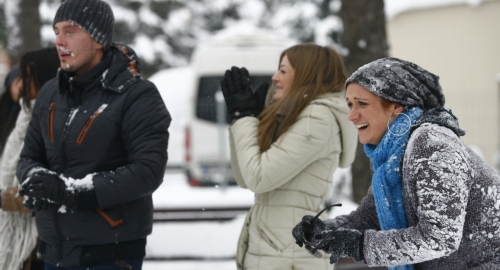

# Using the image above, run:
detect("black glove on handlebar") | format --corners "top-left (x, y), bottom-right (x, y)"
top-left (220, 66), bottom-right (268, 122)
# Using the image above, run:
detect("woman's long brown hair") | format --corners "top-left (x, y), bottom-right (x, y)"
top-left (257, 44), bottom-right (347, 151)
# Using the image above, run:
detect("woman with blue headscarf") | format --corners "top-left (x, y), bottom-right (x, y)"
top-left (292, 57), bottom-right (500, 269)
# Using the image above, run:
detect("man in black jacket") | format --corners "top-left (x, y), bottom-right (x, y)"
top-left (16, 0), bottom-right (171, 268)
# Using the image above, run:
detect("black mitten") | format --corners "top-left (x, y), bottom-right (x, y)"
top-left (321, 227), bottom-right (365, 264)
top-left (220, 66), bottom-right (269, 122)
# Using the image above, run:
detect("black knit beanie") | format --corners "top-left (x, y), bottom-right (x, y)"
top-left (53, 0), bottom-right (114, 49)
top-left (345, 57), bottom-right (445, 110)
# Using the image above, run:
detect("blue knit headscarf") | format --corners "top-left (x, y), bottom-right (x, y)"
top-left (346, 58), bottom-right (465, 270)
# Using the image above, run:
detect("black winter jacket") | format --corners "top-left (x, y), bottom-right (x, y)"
top-left (17, 44), bottom-right (171, 267)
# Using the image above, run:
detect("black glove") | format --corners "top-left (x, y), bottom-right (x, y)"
top-left (292, 215), bottom-right (330, 258)
top-left (220, 66), bottom-right (269, 122)
top-left (292, 215), bottom-right (327, 247)
top-left (319, 227), bottom-right (365, 264)
top-left (21, 173), bottom-right (99, 211)
top-left (292, 204), bottom-right (345, 258)
top-left (20, 173), bottom-right (66, 204)
top-left (23, 196), bottom-right (59, 211)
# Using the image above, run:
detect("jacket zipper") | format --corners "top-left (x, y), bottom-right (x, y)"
top-left (47, 100), bottom-right (63, 264)
top-left (56, 83), bottom-right (80, 264)
top-left (76, 104), bottom-right (108, 145)
top-left (54, 209), bottom-right (63, 266)
top-left (48, 102), bottom-right (55, 143)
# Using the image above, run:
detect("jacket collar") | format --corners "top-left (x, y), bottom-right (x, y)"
top-left (57, 44), bottom-right (142, 95)
top-left (57, 49), bottom-right (112, 94)
top-left (100, 44), bottom-right (142, 94)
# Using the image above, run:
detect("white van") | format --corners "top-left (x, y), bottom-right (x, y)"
top-left (148, 67), bottom-right (193, 170)
top-left (186, 26), bottom-right (292, 186)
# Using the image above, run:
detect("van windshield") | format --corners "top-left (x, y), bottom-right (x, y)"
top-left (196, 75), bottom-right (272, 124)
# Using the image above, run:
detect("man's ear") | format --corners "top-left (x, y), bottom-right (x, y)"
top-left (95, 41), bottom-right (103, 50)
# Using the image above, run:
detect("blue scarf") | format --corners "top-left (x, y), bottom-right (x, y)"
top-left (364, 106), bottom-right (423, 270)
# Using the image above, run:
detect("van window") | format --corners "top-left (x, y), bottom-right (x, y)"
top-left (196, 75), bottom-right (272, 124)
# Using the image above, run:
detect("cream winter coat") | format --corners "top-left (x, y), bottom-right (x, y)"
top-left (0, 100), bottom-right (38, 270)
top-left (229, 92), bottom-right (357, 270)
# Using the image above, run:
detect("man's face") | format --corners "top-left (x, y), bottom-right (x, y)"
top-left (54, 21), bottom-right (103, 76)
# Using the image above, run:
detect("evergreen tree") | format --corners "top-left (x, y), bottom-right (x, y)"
top-left (3, 0), bottom-right (379, 83)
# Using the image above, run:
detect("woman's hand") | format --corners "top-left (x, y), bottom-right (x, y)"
top-left (220, 66), bottom-right (268, 122)
top-left (1, 186), bottom-right (32, 213)
top-left (320, 227), bottom-right (365, 264)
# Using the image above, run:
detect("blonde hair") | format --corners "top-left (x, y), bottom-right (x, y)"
top-left (258, 43), bottom-right (347, 151)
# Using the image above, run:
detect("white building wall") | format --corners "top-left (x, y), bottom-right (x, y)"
top-left (387, 0), bottom-right (500, 166)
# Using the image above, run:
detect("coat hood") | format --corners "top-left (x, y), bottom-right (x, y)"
top-left (101, 43), bottom-right (143, 93)
top-left (311, 92), bottom-right (357, 168)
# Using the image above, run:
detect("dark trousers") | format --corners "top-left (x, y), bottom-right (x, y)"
top-left (44, 260), bottom-right (143, 270)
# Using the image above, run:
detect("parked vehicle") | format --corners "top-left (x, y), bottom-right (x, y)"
top-left (149, 67), bottom-right (193, 170)
top-left (186, 26), bottom-right (292, 186)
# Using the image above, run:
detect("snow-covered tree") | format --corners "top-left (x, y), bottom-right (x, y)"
top-left (3, 0), bottom-right (42, 63)
top-left (27, 0), bottom-right (344, 77)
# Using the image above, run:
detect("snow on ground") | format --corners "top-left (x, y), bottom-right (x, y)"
top-left (145, 170), bottom-right (358, 268)
top-left (146, 214), bottom-right (246, 258)
top-left (147, 172), bottom-right (251, 258)
top-left (143, 260), bottom-right (235, 270)
top-left (152, 172), bottom-right (255, 209)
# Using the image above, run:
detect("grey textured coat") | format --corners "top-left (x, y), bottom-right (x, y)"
top-left (326, 123), bottom-right (500, 269)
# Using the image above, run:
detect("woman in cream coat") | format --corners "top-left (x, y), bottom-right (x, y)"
top-left (221, 43), bottom-right (358, 270)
